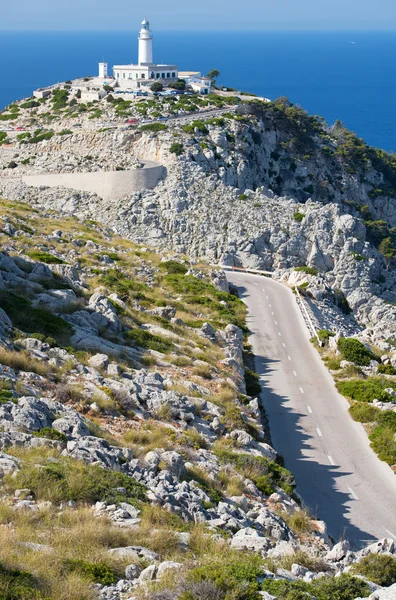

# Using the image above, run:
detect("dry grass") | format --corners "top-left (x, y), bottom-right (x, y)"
top-left (278, 508), bottom-right (315, 536)
top-left (0, 347), bottom-right (54, 378)
top-left (123, 422), bottom-right (177, 454)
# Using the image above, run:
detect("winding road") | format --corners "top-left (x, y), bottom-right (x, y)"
top-left (226, 271), bottom-right (396, 547)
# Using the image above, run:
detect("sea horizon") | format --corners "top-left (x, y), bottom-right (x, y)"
top-left (1, 29), bottom-right (396, 152)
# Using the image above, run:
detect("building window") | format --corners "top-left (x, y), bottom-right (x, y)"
top-left (150, 72), bottom-right (154, 79)
top-left (136, 73), bottom-right (138, 78)
top-left (161, 72), bottom-right (165, 78)
top-left (156, 73), bottom-right (160, 79)
top-left (141, 73), bottom-right (145, 79)
top-left (167, 72), bottom-right (170, 78)
top-left (123, 73), bottom-right (125, 79)
top-left (116, 73), bottom-right (120, 79)
top-left (129, 73), bottom-right (132, 79)
top-left (172, 72), bottom-right (175, 78)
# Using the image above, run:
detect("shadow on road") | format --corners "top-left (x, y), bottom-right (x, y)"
top-left (234, 281), bottom-right (375, 548)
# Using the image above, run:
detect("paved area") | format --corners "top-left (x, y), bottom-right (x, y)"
top-left (227, 271), bottom-right (396, 547)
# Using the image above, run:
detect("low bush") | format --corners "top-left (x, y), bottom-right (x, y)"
top-left (317, 329), bottom-right (335, 343)
top-left (336, 378), bottom-right (396, 403)
top-left (293, 211), bottom-right (304, 222)
top-left (26, 250), bottom-right (64, 264)
top-left (294, 265), bottom-right (318, 275)
top-left (190, 556), bottom-right (263, 600)
top-left (214, 449), bottom-right (295, 496)
top-left (158, 260), bottom-right (188, 274)
top-left (63, 559), bottom-right (118, 585)
top-left (169, 142), bottom-right (184, 156)
top-left (349, 403), bottom-right (381, 423)
top-left (33, 427), bottom-right (68, 442)
top-left (140, 122), bottom-right (167, 132)
top-left (0, 291), bottom-right (72, 342)
top-left (378, 363), bottom-right (396, 375)
top-left (245, 368), bottom-right (261, 396)
top-left (337, 337), bottom-right (378, 366)
top-left (0, 563), bottom-right (44, 599)
top-left (351, 553), bottom-right (396, 586)
top-left (7, 455), bottom-right (146, 505)
top-left (125, 329), bottom-right (174, 354)
top-left (262, 573), bottom-right (370, 600)
top-left (369, 411), bottom-right (396, 465)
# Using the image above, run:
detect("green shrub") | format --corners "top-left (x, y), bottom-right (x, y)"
top-left (349, 403), bottom-right (381, 423)
top-left (352, 554), bottom-right (396, 586)
top-left (26, 250), bottom-right (64, 264)
top-left (0, 291), bottom-right (72, 341)
top-left (58, 129), bottom-right (73, 136)
top-left (317, 329), bottom-right (335, 342)
top-left (378, 363), bottom-right (396, 375)
top-left (27, 131), bottom-right (54, 144)
top-left (239, 193), bottom-right (247, 200)
top-left (63, 559), bottom-right (118, 585)
top-left (214, 450), bottom-right (294, 496)
top-left (369, 411), bottom-right (396, 465)
top-left (245, 368), bottom-right (261, 396)
top-left (294, 265), bottom-right (318, 275)
top-left (99, 269), bottom-right (148, 300)
top-left (262, 573), bottom-right (370, 600)
top-left (125, 329), bottom-right (174, 354)
top-left (293, 212), bottom-right (304, 222)
top-left (336, 378), bottom-right (396, 403)
top-left (33, 427), bottom-right (68, 442)
top-left (0, 564), bottom-right (44, 599)
top-left (190, 557), bottom-right (262, 600)
top-left (158, 260), bottom-right (188, 274)
top-left (8, 456), bottom-right (146, 505)
top-left (140, 122), bottom-right (167, 132)
top-left (169, 142), bottom-right (184, 156)
top-left (20, 100), bottom-right (40, 109)
top-left (337, 337), bottom-right (378, 366)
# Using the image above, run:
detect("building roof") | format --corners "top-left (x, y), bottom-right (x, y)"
top-left (179, 71), bottom-right (201, 77)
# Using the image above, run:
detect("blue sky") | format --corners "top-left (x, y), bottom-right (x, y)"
top-left (4, 0), bottom-right (396, 30)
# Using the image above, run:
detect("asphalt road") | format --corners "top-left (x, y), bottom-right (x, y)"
top-left (227, 271), bottom-right (396, 547)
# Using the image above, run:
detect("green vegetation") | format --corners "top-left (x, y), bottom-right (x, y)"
top-left (63, 559), bottom-right (118, 585)
top-left (169, 142), bottom-right (184, 156)
top-left (0, 564), bottom-right (44, 600)
top-left (27, 130), bottom-right (54, 144)
top-left (336, 378), bottom-right (396, 403)
top-left (0, 291), bottom-right (72, 342)
top-left (150, 82), bottom-right (163, 92)
top-left (139, 122), bottom-right (167, 132)
top-left (190, 555), bottom-right (262, 599)
top-left (262, 573), bottom-right (369, 600)
top-left (294, 265), bottom-right (318, 275)
top-left (33, 427), bottom-right (68, 442)
top-left (293, 211), bottom-right (304, 222)
top-left (214, 449), bottom-right (294, 496)
top-left (6, 453), bottom-right (146, 505)
top-left (337, 337), bottom-right (378, 366)
top-left (244, 368), bottom-right (261, 396)
top-left (349, 402), bottom-right (381, 423)
top-left (26, 250), bottom-right (64, 264)
top-left (158, 260), bottom-right (188, 274)
top-left (369, 411), bottom-right (396, 465)
top-left (352, 553), bottom-right (396, 586)
top-left (125, 328), bottom-right (174, 354)
top-left (317, 329), bottom-right (335, 343)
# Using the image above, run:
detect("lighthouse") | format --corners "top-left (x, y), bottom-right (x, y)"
top-left (138, 18), bottom-right (153, 65)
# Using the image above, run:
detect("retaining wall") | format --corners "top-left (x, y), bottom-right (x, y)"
top-left (22, 161), bottom-right (164, 200)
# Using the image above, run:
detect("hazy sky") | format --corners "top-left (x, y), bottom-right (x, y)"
top-left (3, 0), bottom-right (396, 30)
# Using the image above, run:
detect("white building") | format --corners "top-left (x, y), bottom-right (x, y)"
top-left (107, 19), bottom-right (179, 90)
top-left (179, 71), bottom-right (212, 95)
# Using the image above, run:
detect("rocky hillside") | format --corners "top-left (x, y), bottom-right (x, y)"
top-left (1, 91), bottom-right (395, 352)
top-left (0, 200), bottom-right (394, 600)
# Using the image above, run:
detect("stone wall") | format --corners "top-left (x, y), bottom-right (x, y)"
top-left (22, 161), bottom-right (164, 200)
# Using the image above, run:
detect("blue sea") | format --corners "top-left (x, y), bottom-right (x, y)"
top-left (1, 30), bottom-right (396, 151)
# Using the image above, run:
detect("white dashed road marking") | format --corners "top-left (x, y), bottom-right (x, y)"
top-left (278, 332), bottom-right (282, 337)
top-left (282, 343), bottom-right (286, 348)
top-left (292, 370), bottom-right (297, 377)
top-left (348, 486), bottom-right (359, 501)
top-left (275, 320), bottom-right (278, 325)
top-left (299, 386), bottom-right (304, 394)
top-left (316, 427), bottom-right (323, 437)
top-left (328, 455), bottom-right (335, 466)
top-left (307, 406), bottom-right (313, 414)
top-left (287, 355), bottom-right (291, 361)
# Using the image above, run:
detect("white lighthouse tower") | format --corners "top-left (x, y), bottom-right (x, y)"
top-left (138, 18), bottom-right (153, 65)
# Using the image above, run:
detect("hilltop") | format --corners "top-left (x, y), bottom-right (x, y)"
top-left (0, 83), bottom-right (396, 599)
